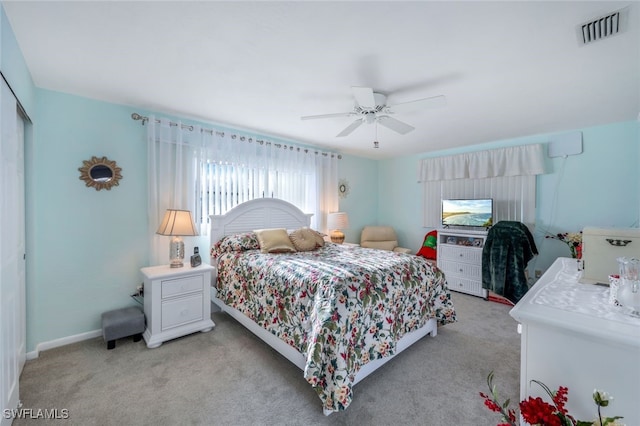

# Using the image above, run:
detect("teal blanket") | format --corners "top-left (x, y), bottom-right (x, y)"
top-left (482, 221), bottom-right (538, 303)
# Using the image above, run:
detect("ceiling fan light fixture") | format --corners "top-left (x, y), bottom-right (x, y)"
top-left (365, 112), bottom-right (376, 124)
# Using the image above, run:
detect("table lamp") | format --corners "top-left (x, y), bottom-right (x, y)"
top-left (156, 209), bottom-right (198, 268)
top-left (327, 212), bottom-right (349, 244)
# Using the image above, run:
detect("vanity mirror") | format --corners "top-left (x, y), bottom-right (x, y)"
top-left (78, 156), bottom-right (122, 191)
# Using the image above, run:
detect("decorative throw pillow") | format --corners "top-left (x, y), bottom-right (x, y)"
top-left (289, 228), bottom-right (318, 252)
top-left (310, 229), bottom-right (326, 247)
top-left (254, 228), bottom-right (297, 253)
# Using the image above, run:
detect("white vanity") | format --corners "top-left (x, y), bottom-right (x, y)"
top-left (510, 258), bottom-right (640, 425)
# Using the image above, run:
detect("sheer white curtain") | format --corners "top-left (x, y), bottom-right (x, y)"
top-left (147, 116), bottom-right (203, 265)
top-left (418, 144), bottom-right (546, 228)
top-left (147, 115), bottom-right (339, 263)
top-left (195, 129), bottom-right (338, 232)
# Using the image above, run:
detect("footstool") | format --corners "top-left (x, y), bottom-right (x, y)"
top-left (101, 306), bottom-right (145, 350)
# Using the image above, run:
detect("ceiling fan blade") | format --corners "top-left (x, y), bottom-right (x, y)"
top-left (336, 119), bottom-right (364, 137)
top-left (301, 112), bottom-right (354, 120)
top-left (352, 86), bottom-right (376, 109)
top-left (377, 116), bottom-right (415, 134)
top-left (388, 95), bottom-right (447, 113)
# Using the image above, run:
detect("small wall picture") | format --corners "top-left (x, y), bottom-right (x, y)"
top-left (446, 236), bottom-right (457, 244)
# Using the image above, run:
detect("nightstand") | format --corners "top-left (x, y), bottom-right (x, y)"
top-left (141, 263), bottom-right (215, 348)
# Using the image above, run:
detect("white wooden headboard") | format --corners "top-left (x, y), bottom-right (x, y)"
top-left (210, 198), bottom-right (313, 246)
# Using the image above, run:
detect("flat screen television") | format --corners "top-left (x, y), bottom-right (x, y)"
top-left (442, 198), bottom-right (493, 228)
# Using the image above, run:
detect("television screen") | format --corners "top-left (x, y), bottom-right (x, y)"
top-left (442, 199), bottom-right (493, 227)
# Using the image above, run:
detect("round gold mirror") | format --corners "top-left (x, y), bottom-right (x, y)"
top-left (78, 156), bottom-right (122, 191)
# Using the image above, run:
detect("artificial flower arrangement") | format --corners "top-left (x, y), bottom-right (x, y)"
top-left (480, 371), bottom-right (624, 426)
top-left (546, 231), bottom-right (583, 259)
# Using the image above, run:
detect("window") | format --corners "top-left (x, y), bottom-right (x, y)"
top-left (195, 160), bottom-right (316, 227)
top-left (419, 144), bottom-right (546, 228)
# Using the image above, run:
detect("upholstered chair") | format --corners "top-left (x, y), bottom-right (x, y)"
top-left (360, 226), bottom-right (412, 254)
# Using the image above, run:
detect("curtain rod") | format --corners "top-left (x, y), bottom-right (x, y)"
top-left (131, 112), bottom-right (342, 159)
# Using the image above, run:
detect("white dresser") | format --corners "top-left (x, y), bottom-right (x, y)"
top-left (510, 258), bottom-right (640, 425)
top-left (141, 264), bottom-right (215, 348)
top-left (437, 229), bottom-right (488, 298)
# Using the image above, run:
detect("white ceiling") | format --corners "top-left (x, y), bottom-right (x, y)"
top-left (2, 1), bottom-right (639, 159)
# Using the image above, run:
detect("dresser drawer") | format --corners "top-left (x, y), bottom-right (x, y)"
top-left (161, 275), bottom-right (203, 299)
top-left (439, 245), bottom-right (482, 264)
top-left (439, 260), bottom-right (482, 279)
top-left (161, 293), bottom-right (204, 330)
top-left (446, 275), bottom-right (485, 297)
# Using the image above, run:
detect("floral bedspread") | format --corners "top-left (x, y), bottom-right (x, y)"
top-left (212, 237), bottom-right (456, 412)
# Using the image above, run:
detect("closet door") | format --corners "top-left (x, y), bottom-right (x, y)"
top-left (0, 78), bottom-right (26, 425)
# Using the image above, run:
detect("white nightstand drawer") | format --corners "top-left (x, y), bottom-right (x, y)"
top-left (161, 275), bottom-right (203, 299)
top-left (161, 293), bottom-right (204, 330)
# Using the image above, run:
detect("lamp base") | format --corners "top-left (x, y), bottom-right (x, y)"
top-left (169, 236), bottom-right (185, 268)
top-left (330, 230), bottom-right (345, 244)
top-left (169, 260), bottom-right (184, 268)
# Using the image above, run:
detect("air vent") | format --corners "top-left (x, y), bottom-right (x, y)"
top-left (577, 7), bottom-right (628, 45)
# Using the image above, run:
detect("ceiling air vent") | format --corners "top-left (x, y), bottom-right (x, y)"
top-left (577, 7), bottom-right (629, 45)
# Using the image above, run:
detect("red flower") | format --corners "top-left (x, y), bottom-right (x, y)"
top-left (480, 392), bottom-right (502, 413)
top-left (482, 372), bottom-right (622, 426)
top-left (553, 386), bottom-right (569, 414)
top-left (519, 397), bottom-right (562, 426)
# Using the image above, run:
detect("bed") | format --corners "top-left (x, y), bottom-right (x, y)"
top-left (209, 198), bottom-right (456, 414)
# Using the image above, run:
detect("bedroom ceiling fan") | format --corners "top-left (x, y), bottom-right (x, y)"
top-left (301, 86), bottom-right (446, 137)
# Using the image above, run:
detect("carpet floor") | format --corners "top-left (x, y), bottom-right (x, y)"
top-left (15, 292), bottom-right (520, 425)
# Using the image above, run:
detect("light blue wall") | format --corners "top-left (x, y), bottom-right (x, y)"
top-left (27, 89), bottom-right (149, 351)
top-left (379, 121), bottom-right (640, 274)
top-left (337, 154), bottom-right (378, 243)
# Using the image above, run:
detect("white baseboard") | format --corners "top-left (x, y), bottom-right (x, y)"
top-left (26, 329), bottom-right (102, 360)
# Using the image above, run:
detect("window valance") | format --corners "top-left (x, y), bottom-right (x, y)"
top-left (418, 143), bottom-right (546, 182)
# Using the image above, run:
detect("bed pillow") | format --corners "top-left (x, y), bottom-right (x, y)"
top-left (254, 228), bottom-right (297, 253)
top-left (210, 232), bottom-right (260, 259)
top-left (289, 228), bottom-right (319, 252)
top-left (214, 232), bottom-right (260, 253)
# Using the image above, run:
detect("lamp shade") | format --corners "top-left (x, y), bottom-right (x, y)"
top-left (156, 209), bottom-right (198, 236)
top-left (327, 212), bottom-right (349, 230)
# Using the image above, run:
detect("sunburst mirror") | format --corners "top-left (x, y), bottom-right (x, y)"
top-left (338, 178), bottom-right (350, 199)
top-left (78, 156), bottom-right (122, 191)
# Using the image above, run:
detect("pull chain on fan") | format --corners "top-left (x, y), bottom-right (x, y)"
top-left (373, 123), bottom-right (379, 149)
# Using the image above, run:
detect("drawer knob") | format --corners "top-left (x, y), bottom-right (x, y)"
top-left (459, 253), bottom-right (464, 257)
top-left (459, 268), bottom-right (464, 272)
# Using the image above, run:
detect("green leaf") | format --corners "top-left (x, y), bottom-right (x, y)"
top-left (557, 414), bottom-right (574, 426)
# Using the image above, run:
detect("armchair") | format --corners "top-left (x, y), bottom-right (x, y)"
top-left (360, 226), bottom-right (412, 254)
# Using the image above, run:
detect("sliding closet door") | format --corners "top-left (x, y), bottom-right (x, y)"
top-left (0, 78), bottom-right (26, 425)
